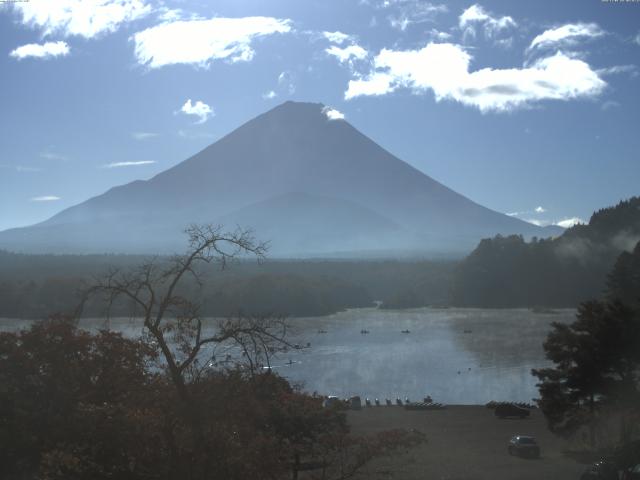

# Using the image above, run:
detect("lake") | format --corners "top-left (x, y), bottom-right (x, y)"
top-left (0, 307), bottom-right (575, 405)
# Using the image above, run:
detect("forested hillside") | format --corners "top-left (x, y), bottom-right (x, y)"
top-left (452, 197), bottom-right (640, 307)
top-left (607, 240), bottom-right (640, 306)
top-left (0, 253), bottom-right (455, 318)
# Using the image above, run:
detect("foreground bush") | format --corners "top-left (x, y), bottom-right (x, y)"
top-left (0, 317), bottom-right (424, 480)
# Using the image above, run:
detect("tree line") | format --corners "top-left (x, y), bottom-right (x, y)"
top-left (0, 250), bottom-right (455, 318)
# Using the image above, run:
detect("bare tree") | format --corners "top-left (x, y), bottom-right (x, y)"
top-left (79, 224), bottom-right (290, 406)
top-left (75, 225), bottom-right (425, 480)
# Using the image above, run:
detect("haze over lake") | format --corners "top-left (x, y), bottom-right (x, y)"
top-left (0, 307), bottom-right (575, 405)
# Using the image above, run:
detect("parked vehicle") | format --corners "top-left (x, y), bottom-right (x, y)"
top-left (495, 403), bottom-right (530, 419)
top-left (322, 396), bottom-right (341, 408)
top-left (580, 460), bottom-right (618, 480)
top-left (349, 396), bottom-right (362, 410)
top-left (507, 435), bottom-right (540, 458)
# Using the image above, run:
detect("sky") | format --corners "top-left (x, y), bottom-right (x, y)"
top-left (0, 0), bottom-right (639, 232)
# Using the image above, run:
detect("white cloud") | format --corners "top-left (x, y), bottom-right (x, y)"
top-left (102, 160), bottom-right (156, 168)
top-left (597, 64), bottom-right (638, 77)
top-left (31, 195), bottom-right (60, 202)
top-left (131, 131), bottom-right (158, 140)
top-left (555, 217), bottom-right (585, 228)
top-left (323, 31), bottom-right (353, 44)
top-left (132, 16), bottom-right (291, 69)
top-left (179, 99), bottom-right (213, 124)
top-left (524, 218), bottom-right (548, 227)
top-left (322, 106), bottom-right (345, 121)
top-left (346, 72), bottom-right (394, 99)
top-left (177, 130), bottom-right (215, 140)
top-left (507, 207), bottom-right (547, 217)
top-left (326, 44), bottom-right (368, 64)
top-left (459, 4), bottom-right (516, 40)
top-left (0, 164), bottom-right (42, 173)
top-left (345, 43), bottom-right (606, 112)
top-left (9, 41), bottom-right (70, 60)
top-left (495, 37), bottom-right (514, 49)
top-left (389, 17), bottom-right (410, 31)
top-left (262, 90), bottom-right (277, 100)
top-left (40, 151), bottom-right (67, 161)
top-left (278, 71), bottom-right (296, 95)
top-left (427, 29), bottom-right (452, 41)
top-left (528, 23), bottom-right (604, 52)
top-left (601, 100), bottom-right (620, 111)
top-left (11, 0), bottom-right (151, 39)
top-left (381, 1), bottom-right (447, 31)
top-left (16, 166), bottom-right (43, 173)
top-left (156, 7), bottom-right (184, 23)
top-left (635, 32), bottom-right (640, 46)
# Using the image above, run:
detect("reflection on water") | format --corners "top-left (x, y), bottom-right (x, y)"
top-left (0, 307), bottom-right (575, 405)
top-left (283, 307), bottom-right (575, 405)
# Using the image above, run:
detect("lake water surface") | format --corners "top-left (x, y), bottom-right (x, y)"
top-left (0, 307), bottom-right (575, 405)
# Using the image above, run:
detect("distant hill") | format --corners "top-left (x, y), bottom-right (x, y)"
top-left (451, 197), bottom-right (640, 307)
top-left (0, 101), bottom-right (558, 256)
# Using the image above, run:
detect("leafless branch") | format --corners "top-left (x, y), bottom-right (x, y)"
top-left (79, 224), bottom-right (286, 405)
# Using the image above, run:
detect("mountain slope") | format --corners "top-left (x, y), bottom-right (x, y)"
top-left (0, 101), bottom-right (558, 255)
top-left (217, 192), bottom-right (418, 256)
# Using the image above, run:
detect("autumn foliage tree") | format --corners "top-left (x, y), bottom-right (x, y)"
top-left (0, 316), bottom-right (162, 479)
top-left (1, 316), bottom-right (428, 480)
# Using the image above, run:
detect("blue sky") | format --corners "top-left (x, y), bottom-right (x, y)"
top-left (0, 0), bottom-right (639, 232)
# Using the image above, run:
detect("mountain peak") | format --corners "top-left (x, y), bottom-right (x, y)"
top-left (262, 100), bottom-right (338, 123)
top-left (276, 100), bottom-right (325, 110)
top-left (0, 101), bottom-right (555, 256)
